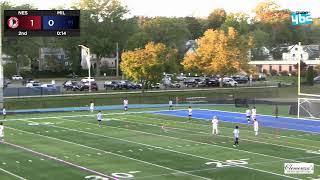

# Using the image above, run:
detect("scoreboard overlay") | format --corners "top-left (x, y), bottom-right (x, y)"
top-left (4, 10), bottom-right (80, 37)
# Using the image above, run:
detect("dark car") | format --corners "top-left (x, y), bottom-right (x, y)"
top-left (79, 82), bottom-right (98, 91)
top-left (22, 78), bottom-right (34, 86)
top-left (104, 81), bottom-right (122, 90)
top-left (204, 78), bottom-right (219, 87)
top-left (232, 76), bottom-right (249, 84)
top-left (63, 80), bottom-right (80, 91)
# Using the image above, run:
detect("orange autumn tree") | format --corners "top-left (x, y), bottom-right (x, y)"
top-left (182, 27), bottom-right (253, 79)
top-left (121, 42), bottom-right (177, 90)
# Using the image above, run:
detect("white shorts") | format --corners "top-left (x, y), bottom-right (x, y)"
top-left (212, 126), bottom-right (218, 130)
top-left (254, 127), bottom-right (259, 132)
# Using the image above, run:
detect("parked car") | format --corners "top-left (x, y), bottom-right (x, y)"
top-left (104, 81), bottom-right (122, 90)
top-left (314, 76), bottom-right (320, 83)
top-left (204, 78), bottom-right (219, 87)
top-left (26, 81), bottom-right (41, 88)
top-left (184, 78), bottom-right (198, 87)
top-left (81, 77), bottom-right (95, 83)
top-left (63, 80), bottom-right (78, 91)
top-left (79, 82), bottom-right (98, 91)
top-left (232, 75), bottom-right (248, 84)
top-left (223, 78), bottom-right (238, 87)
top-left (40, 84), bottom-right (57, 91)
top-left (164, 81), bottom-right (181, 88)
top-left (176, 75), bottom-right (187, 81)
top-left (12, 75), bottom-right (23, 80)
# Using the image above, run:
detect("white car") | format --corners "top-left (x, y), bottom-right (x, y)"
top-left (223, 78), bottom-right (238, 87)
top-left (81, 77), bottom-right (95, 83)
top-left (12, 75), bottom-right (23, 80)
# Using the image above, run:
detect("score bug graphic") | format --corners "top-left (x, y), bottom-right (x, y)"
top-left (3, 10), bottom-right (80, 36)
top-left (7, 17), bottom-right (19, 29)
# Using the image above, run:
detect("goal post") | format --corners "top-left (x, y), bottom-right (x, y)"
top-left (298, 97), bottom-right (320, 120)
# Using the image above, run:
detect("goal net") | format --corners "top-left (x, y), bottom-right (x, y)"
top-left (298, 98), bottom-right (320, 119)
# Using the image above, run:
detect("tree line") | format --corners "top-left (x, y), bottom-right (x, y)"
top-left (2, 0), bottom-right (320, 78)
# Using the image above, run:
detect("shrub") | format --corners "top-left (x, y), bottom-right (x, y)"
top-left (270, 69), bottom-right (278, 76)
top-left (280, 70), bottom-right (289, 76)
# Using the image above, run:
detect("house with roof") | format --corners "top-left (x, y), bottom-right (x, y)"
top-left (250, 44), bottom-right (320, 74)
top-left (38, 48), bottom-right (68, 71)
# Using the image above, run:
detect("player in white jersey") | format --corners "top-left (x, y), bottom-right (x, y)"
top-left (253, 119), bottom-right (259, 136)
top-left (0, 122), bottom-right (4, 142)
top-left (97, 111), bottom-right (103, 127)
top-left (245, 108), bottom-right (251, 123)
top-left (251, 106), bottom-right (257, 121)
top-left (123, 98), bottom-right (128, 111)
top-left (2, 108), bottom-right (6, 120)
top-left (212, 116), bottom-right (219, 135)
top-left (89, 101), bottom-right (94, 113)
top-left (188, 106), bottom-right (192, 120)
top-left (233, 126), bottom-right (240, 147)
top-left (169, 100), bottom-right (173, 110)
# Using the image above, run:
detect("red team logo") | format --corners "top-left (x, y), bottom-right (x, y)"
top-left (7, 16), bottom-right (19, 29)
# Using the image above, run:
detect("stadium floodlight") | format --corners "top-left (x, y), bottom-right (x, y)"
top-left (78, 45), bottom-right (92, 92)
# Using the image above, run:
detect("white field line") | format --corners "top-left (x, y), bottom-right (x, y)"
top-left (135, 155), bottom-right (320, 179)
top-left (139, 114), bottom-right (320, 144)
top-left (201, 108), bottom-right (320, 123)
top-left (58, 117), bottom-right (320, 167)
top-left (6, 127), bottom-right (210, 180)
top-left (24, 118), bottom-right (300, 180)
top-left (155, 111), bottom-right (320, 135)
top-left (0, 166), bottom-right (26, 180)
top-left (4, 85), bottom-right (277, 99)
top-left (125, 114), bottom-right (320, 151)
top-left (3, 141), bottom-right (117, 180)
top-left (0, 110), bottom-right (164, 122)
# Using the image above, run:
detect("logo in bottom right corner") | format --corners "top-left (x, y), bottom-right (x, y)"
top-left (284, 163), bottom-right (314, 174)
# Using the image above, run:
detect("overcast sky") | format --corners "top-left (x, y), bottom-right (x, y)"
top-left (5, 0), bottom-right (320, 18)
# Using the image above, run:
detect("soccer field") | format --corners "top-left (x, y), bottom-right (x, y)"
top-left (0, 106), bottom-right (319, 180)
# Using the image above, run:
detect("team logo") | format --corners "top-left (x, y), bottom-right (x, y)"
top-left (7, 17), bottom-right (19, 29)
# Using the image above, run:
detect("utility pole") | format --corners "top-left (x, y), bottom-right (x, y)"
top-left (0, 5), bottom-right (3, 108)
top-left (116, 42), bottom-right (119, 77)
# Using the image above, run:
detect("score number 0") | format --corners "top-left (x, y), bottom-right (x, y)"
top-left (29, 19), bottom-right (54, 26)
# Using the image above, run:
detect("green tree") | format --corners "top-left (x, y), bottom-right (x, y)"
top-left (75, 0), bottom-right (134, 76)
top-left (184, 16), bottom-right (203, 39)
top-left (306, 66), bottom-right (315, 85)
top-left (207, 8), bottom-right (227, 29)
top-left (1, 2), bottom-right (41, 74)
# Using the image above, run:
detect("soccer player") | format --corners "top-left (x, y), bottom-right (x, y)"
top-left (2, 108), bottom-right (6, 120)
top-left (251, 106), bottom-right (257, 122)
top-left (233, 126), bottom-right (240, 147)
top-left (274, 105), bottom-right (279, 119)
top-left (97, 111), bottom-right (103, 127)
top-left (169, 100), bottom-right (173, 110)
top-left (212, 116), bottom-right (219, 135)
top-left (245, 108), bottom-right (251, 123)
top-left (253, 119), bottom-right (259, 136)
top-left (188, 106), bottom-right (192, 120)
top-left (89, 101), bottom-right (94, 113)
top-left (123, 98), bottom-right (128, 111)
top-left (0, 122), bottom-right (4, 142)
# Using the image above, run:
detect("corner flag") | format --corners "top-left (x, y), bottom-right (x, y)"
top-left (80, 46), bottom-right (91, 70)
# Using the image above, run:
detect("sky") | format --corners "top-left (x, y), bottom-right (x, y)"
top-left (4, 0), bottom-right (320, 18)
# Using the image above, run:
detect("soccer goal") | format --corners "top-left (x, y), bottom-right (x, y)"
top-left (298, 97), bottom-right (320, 119)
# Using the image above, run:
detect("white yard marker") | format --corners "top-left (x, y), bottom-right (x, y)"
top-left (28, 160), bottom-right (32, 163)
top-left (15, 161), bottom-right (20, 164)
top-left (76, 155), bottom-right (81, 157)
top-left (2, 162), bottom-right (6, 165)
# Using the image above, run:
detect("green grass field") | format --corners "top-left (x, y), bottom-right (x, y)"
top-left (0, 106), bottom-right (319, 180)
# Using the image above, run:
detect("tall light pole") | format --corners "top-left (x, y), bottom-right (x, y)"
top-left (79, 45), bottom-right (91, 92)
top-left (0, 5), bottom-right (3, 109)
top-left (116, 42), bottom-right (119, 77)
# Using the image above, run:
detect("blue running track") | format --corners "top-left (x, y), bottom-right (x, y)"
top-left (153, 109), bottom-right (320, 134)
